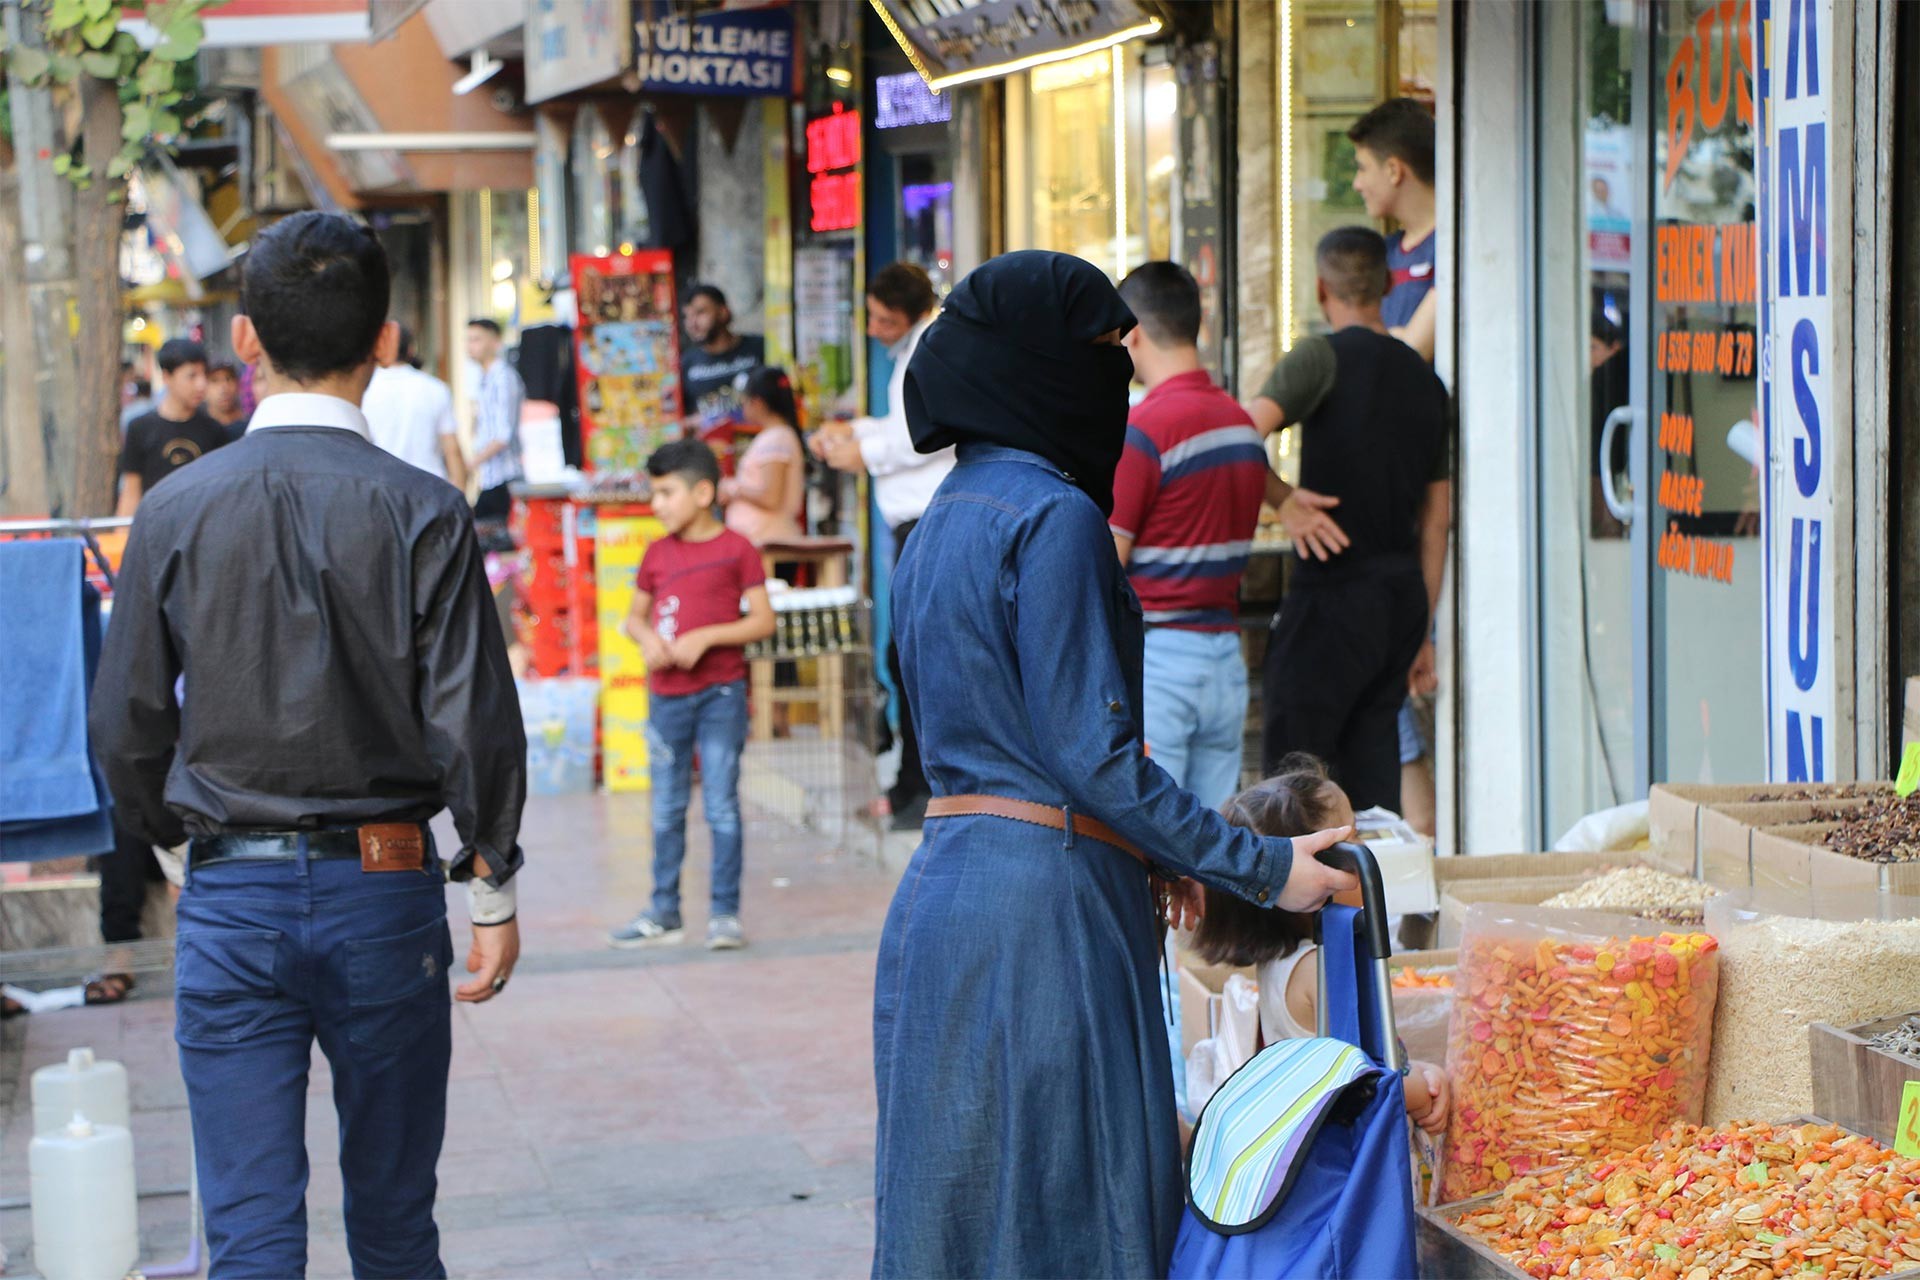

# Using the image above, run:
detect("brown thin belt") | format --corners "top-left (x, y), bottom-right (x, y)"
top-left (924, 795), bottom-right (1148, 868)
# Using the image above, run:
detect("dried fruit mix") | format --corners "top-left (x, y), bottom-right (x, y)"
top-left (1455, 1121), bottom-right (1920, 1280)
top-left (1441, 908), bottom-right (1720, 1201)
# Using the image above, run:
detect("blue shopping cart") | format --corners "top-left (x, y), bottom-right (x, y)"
top-left (1170, 843), bottom-right (1419, 1280)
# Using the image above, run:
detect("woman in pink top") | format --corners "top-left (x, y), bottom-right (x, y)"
top-left (720, 366), bottom-right (806, 546)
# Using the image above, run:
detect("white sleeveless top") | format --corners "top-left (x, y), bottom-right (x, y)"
top-left (1256, 945), bottom-right (1319, 1045)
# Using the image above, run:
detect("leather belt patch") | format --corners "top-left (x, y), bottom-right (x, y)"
top-left (358, 824), bottom-right (426, 872)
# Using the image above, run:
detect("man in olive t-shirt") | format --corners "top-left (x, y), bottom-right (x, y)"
top-left (1247, 227), bottom-right (1451, 813)
top-left (117, 338), bottom-right (230, 515)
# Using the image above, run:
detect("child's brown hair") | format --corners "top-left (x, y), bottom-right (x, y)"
top-left (1188, 754), bottom-right (1345, 968)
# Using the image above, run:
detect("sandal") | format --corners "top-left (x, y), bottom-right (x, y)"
top-left (83, 973), bottom-right (135, 1005)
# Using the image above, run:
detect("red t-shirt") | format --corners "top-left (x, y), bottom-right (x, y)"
top-left (635, 527), bottom-right (767, 697)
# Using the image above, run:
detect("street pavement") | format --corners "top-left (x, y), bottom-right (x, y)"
top-left (0, 793), bottom-right (907, 1279)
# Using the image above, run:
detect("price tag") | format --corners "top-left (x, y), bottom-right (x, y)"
top-left (1897, 1080), bottom-right (1920, 1159)
top-left (1896, 743), bottom-right (1920, 798)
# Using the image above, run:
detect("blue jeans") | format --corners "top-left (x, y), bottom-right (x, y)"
top-left (647, 679), bottom-right (748, 919)
top-left (1141, 627), bottom-right (1248, 810)
top-left (174, 845), bottom-right (452, 1279)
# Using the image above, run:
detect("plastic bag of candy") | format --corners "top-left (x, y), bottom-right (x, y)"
top-left (1438, 904), bottom-right (1720, 1202)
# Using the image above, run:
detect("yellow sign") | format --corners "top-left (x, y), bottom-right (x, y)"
top-left (1897, 1081), bottom-right (1920, 1160)
top-left (595, 513), bottom-right (666, 792)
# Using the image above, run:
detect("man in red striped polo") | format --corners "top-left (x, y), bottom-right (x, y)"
top-left (1112, 261), bottom-right (1341, 808)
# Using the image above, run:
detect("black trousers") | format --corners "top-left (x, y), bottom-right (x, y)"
top-left (1260, 560), bottom-right (1429, 814)
top-left (96, 824), bottom-right (161, 943)
top-left (885, 519), bottom-right (928, 811)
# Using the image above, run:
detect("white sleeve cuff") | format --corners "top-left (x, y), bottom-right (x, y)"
top-left (467, 877), bottom-right (518, 925)
top-left (158, 844), bottom-right (188, 889)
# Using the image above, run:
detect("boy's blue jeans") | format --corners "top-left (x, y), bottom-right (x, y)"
top-left (647, 678), bottom-right (748, 919)
top-left (174, 846), bottom-right (452, 1279)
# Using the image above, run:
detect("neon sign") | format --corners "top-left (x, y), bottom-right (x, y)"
top-left (806, 103), bottom-right (861, 233)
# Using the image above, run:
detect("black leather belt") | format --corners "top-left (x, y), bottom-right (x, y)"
top-left (188, 825), bottom-right (429, 868)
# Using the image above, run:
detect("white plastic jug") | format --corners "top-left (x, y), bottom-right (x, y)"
top-left (29, 1113), bottom-right (139, 1280)
top-left (32, 1048), bottom-right (129, 1135)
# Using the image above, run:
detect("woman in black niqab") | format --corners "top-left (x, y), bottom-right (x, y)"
top-left (902, 248), bottom-right (1138, 515)
top-left (870, 251), bottom-right (1352, 1279)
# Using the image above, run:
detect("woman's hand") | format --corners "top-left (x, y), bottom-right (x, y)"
top-left (1274, 825), bottom-right (1357, 912)
top-left (1163, 878), bottom-right (1205, 932)
top-left (1403, 1060), bottom-right (1450, 1135)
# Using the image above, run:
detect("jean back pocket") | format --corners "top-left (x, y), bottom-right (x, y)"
top-left (344, 915), bottom-right (454, 1056)
top-left (174, 928), bottom-right (283, 1047)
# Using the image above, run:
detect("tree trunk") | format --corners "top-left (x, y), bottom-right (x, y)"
top-left (69, 73), bottom-right (125, 517)
top-left (0, 161), bottom-right (54, 516)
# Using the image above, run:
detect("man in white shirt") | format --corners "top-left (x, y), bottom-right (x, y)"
top-left (361, 324), bottom-right (468, 489)
top-left (813, 262), bottom-right (952, 828)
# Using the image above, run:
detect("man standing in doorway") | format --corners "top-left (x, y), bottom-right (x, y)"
top-left (1109, 262), bottom-right (1270, 808)
top-left (116, 339), bottom-right (229, 515)
top-left (365, 324), bottom-right (469, 490)
top-left (92, 212), bottom-right (525, 1278)
top-left (466, 317), bottom-right (525, 521)
top-left (813, 262), bottom-right (952, 828)
top-left (1251, 228), bottom-right (1450, 814)
top-left (680, 284), bottom-right (766, 435)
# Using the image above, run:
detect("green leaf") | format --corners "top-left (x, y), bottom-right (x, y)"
top-left (51, 152), bottom-right (72, 174)
top-left (106, 153), bottom-right (132, 178)
top-left (153, 108), bottom-right (179, 135)
top-left (51, 0), bottom-right (87, 30)
top-left (7, 45), bottom-right (51, 83)
top-left (82, 0), bottom-right (114, 20)
top-left (121, 102), bottom-right (151, 140)
top-left (110, 31), bottom-right (139, 56)
top-left (152, 34), bottom-right (197, 63)
top-left (135, 57), bottom-right (172, 94)
top-left (81, 16), bottom-right (117, 48)
top-left (80, 49), bottom-right (119, 76)
top-left (47, 50), bottom-right (80, 82)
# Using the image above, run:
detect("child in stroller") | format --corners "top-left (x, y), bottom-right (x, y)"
top-left (1187, 753), bottom-right (1452, 1136)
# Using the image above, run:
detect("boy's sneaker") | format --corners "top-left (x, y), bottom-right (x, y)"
top-left (706, 915), bottom-right (746, 951)
top-left (608, 911), bottom-right (684, 949)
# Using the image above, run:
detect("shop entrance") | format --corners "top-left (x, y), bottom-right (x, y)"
top-left (1537, 0), bottom-right (1766, 840)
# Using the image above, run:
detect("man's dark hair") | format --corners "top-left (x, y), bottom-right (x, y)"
top-left (467, 317), bottom-right (502, 337)
top-left (646, 438), bottom-right (721, 493)
top-left (206, 360), bottom-right (238, 381)
top-left (684, 284), bottom-right (729, 310)
top-left (1316, 227), bottom-right (1391, 306)
top-left (867, 262), bottom-right (936, 322)
top-left (132, 378), bottom-right (151, 398)
top-left (1117, 260), bottom-right (1202, 347)
top-left (1347, 97), bottom-right (1435, 187)
top-left (241, 212), bottom-right (390, 383)
top-left (157, 338), bottom-right (208, 376)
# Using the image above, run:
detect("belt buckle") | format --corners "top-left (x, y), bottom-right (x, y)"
top-left (358, 824), bottom-right (425, 872)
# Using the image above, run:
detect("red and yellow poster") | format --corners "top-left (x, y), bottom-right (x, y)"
top-left (571, 251), bottom-right (683, 476)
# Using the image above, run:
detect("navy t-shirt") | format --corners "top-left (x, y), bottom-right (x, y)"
top-left (1383, 230), bottom-right (1435, 330)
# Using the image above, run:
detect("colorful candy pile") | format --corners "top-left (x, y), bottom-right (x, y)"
top-left (1454, 1121), bottom-right (1920, 1280)
top-left (1392, 966), bottom-right (1455, 990)
top-left (1440, 917), bottom-right (1721, 1201)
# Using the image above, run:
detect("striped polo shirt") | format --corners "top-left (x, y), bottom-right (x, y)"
top-left (1109, 369), bottom-right (1269, 632)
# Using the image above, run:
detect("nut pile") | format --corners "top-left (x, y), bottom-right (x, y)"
top-left (1748, 785), bottom-right (1885, 803)
top-left (1867, 1017), bottom-right (1920, 1064)
top-left (1543, 868), bottom-right (1721, 928)
top-left (1454, 1121), bottom-right (1920, 1280)
top-left (1821, 795), bottom-right (1920, 863)
top-left (1441, 924), bottom-right (1719, 1201)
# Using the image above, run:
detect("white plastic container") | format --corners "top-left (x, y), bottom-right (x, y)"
top-left (32, 1048), bottom-right (129, 1136)
top-left (30, 1113), bottom-right (139, 1280)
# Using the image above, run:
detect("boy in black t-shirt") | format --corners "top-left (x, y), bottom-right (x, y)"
top-left (116, 338), bottom-right (230, 515)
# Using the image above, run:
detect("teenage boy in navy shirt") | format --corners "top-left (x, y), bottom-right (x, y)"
top-left (1347, 97), bottom-right (1437, 362)
top-left (610, 439), bottom-right (776, 951)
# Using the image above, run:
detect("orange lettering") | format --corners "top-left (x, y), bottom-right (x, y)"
top-left (1665, 36), bottom-right (1696, 189)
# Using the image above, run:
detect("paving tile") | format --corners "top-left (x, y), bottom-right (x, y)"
top-left (622, 1246), bottom-right (874, 1279)
top-left (565, 1201), bottom-right (872, 1272)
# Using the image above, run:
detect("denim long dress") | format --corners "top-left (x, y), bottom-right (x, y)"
top-left (873, 444), bottom-right (1298, 1279)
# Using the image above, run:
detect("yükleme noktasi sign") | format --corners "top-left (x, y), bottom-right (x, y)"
top-left (1756, 0), bottom-right (1836, 782)
top-left (634, 6), bottom-right (794, 97)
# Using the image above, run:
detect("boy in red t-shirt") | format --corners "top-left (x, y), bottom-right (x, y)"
top-left (609, 440), bottom-right (775, 951)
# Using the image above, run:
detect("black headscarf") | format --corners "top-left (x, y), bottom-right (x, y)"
top-left (903, 251), bottom-right (1137, 516)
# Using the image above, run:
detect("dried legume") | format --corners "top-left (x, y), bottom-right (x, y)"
top-left (1542, 867), bottom-right (1720, 928)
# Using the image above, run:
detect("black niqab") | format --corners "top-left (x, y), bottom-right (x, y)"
top-left (903, 251), bottom-right (1137, 516)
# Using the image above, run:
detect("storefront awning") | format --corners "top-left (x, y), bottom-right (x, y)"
top-left (124, 0), bottom-right (425, 48)
top-left (871, 0), bottom-right (1163, 92)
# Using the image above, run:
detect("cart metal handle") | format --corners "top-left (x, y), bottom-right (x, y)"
top-left (1312, 841), bottom-right (1406, 1071)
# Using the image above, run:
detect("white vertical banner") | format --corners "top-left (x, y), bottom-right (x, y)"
top-left (1757, 0), bottom-right (1837, 782)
